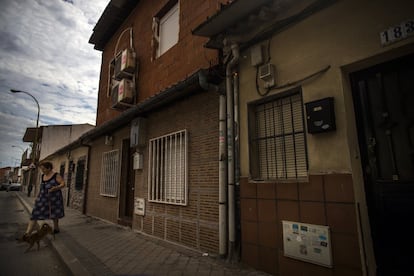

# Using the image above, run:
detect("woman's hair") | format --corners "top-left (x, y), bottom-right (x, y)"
top-left (39, 161), bottom-right (53, 170)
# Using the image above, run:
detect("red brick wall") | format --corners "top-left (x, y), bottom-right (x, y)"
top-left (96, 0), bottom-right (226, 126)
top-left (134, 89), bottom-right (220, 253)
top-left (240, 174), bottom-right (363, 275)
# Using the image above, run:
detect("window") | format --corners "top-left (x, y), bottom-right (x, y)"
top-left (249, 91), bottom-right (308, 180)
top-left (152, 1), bottom-right (179, 59)
top-left (148, 130), bottom-right (188, 205)
top-left (100, 150), bottom-right (119, 197)
top-left (75, 158), bottom-right (86, 190)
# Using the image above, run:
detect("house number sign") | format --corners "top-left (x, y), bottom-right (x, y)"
top-left (380, 18), bottom-right (414, 46)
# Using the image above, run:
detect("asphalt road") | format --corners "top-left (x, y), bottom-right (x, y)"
top-left (0, 191), bottom-right (70, 276)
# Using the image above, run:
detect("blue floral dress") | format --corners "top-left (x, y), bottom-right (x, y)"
top-left (30, 173), bottom-right (65, 220)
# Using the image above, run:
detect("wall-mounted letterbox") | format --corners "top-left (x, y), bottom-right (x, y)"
top-left (305, 97), bottom-right (336, 134)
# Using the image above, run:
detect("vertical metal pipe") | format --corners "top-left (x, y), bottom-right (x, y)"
top-left (219, 94), bottom-right (227, 256)
top-left (226, 43), bottom-right (239, 259)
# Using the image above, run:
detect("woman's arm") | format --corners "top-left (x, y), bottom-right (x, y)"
top-left (49, 173), bottom-right (65, 192)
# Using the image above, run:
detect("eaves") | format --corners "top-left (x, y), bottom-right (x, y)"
top-left (89, 0), bottom-right (139, 51)
top-left (46, 69), bottom-right (206, 160)
top-left (193, 0), bottom-right (337, 50)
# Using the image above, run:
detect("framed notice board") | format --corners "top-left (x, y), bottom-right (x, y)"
top-left (282, 221), bottom-right (332, 267)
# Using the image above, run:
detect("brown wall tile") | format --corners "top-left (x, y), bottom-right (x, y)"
top-left (242, 242), bottom-right (259, 268)
top-left (278, 252), bottom-right (305, 276)
top-left (299, 175), bottom-right (324, 201)
top-left (257, 199), bottom-right (277, 222)
top-left (258, 246), bottom-right (278, 275)
top-left (277, 200), bottom-right (300, 222)
top-left (240, 177), bottom-right (256, 198)
top-left (277, 182), bottom-right (299, 200)
top-left (332, 267), bottom-right (363, 276)
top-left (258, 222), bottom-right (278, 248)
top-left (301, 262), bottom-right (334, 276)
top-left (241, 221), bottom-right (258, 244)
top-left (331, 233), bottom-right (362, 269)
top-left (300, 201), bottom-right (327, 225)
top-left (257, 182), bottom-right (276, 199)
top-left (326, 203), bottom-right (358, 234)
top-left (324, 174), bottom-right (355, 203)
top-left (241, 198), bottom-right (258, 222)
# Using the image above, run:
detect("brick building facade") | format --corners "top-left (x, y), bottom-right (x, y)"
top-left (85, 0), bottom-right (227, 254)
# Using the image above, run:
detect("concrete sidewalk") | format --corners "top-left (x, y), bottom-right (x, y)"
top-left (15, 192), bottom-right (269, 276)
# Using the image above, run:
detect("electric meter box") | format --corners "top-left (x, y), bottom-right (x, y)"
top-left (305, 97), bottom-right (336, 134)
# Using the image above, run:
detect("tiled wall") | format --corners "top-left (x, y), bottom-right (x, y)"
top-left (240, 174), bottom-right (363, 275)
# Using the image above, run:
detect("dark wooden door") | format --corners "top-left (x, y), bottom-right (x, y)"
top-left (351, 53), bottom-right (414, 276)
top-left (119, 139), bottom-right (135, 226)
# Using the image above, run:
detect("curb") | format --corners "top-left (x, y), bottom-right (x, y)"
top-left (15, 192), bottom-right (91, 276)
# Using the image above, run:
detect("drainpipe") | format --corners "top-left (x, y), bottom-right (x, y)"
top-left (233, 71), bottom-right (240, 256)
top-left (225, 42), bottom-right (239, 260)
top-left (198, 70), bottom-right (227, 257)
top-left (81, 143), bottom-right (91, 215)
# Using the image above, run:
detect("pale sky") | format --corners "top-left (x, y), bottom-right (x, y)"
top-left (0, 0), bottom-right (109, 167)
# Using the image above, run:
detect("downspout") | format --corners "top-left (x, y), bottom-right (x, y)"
top-left (233, 70), bottom-right (241, 258)
top-left (225, 42), bottom-right (239, 260)
top-left (198, 70), bottom-right (227, 257)
top-left (81, 143), bottom-right (91, 215)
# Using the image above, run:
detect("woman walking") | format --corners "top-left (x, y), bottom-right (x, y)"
top-left (24, 161), bottom-right (65, 235)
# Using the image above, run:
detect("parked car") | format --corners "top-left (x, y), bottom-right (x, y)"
top-left (7, 183), bottom-right (21, 192)
top-left (0, 182), bottom-right (11, 191)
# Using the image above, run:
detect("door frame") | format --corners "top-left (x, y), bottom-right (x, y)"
top-left (118, 138), bottom-right (135, 227)
top-left (348, 49), bottom-right (414, 275)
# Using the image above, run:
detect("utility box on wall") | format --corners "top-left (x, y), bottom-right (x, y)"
top-left (130, 117), bottom-right (147, 147)
top-left (305, 97), bottom-right (336, 134)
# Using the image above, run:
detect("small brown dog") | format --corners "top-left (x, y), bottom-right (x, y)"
top-left (17, 223), bottom-right (54, 252)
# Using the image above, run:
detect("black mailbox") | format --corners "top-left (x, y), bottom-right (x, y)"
top-left (305, 97), bottom-right (336, 134)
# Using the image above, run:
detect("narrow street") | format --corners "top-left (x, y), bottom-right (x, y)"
top-left (0, 191), bottom-right (69, 276)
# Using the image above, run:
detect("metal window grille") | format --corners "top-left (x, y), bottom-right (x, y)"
top-left (148, 129), bottom-right (188, 205)
top-left (100, 150), bottom-right (119, 197)
top-left (252, 93), bottom-right (308, 179)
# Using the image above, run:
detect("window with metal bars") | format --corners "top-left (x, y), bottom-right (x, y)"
top-left (148, 129), bottom-right (188, 205)
top-left (100, 150), bottom-right (119, 197)
top-left (249, 90), bottom-right (308, 180)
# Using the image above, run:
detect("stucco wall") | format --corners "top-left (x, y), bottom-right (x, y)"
top-left (39, 124), bottom-right (93, 161)
top-left (238, 0), bottom-right (414, 175)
